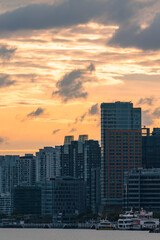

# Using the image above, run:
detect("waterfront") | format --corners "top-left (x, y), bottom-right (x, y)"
top-left (0, 229), bottom-right (160, 240)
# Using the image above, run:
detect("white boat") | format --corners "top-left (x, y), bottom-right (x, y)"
top-left (118, 209), bottom-right (159, 230)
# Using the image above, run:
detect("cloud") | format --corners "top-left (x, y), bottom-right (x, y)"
top-left (53, 64), bottom-right (96, 102)
top-left (27, 107), bottom-right (45, 118)
top-left (80, 113), bottom-right (87, 122)
top-left (142, 110), bottom-right (154, 126)
top-left (75, 103), bottom-right (99, 123)
top-left (87, 63), bottom-right (96, 72)
top-left (0, 137), bottom-right (5, 144)
top-left (18, 102), bottom-right (30, 105)
top-left (52, 129), bottom-right (61, 135)
top-left (109, 11), bottom-right (160, 50)
top-left (138, 97), bottom-right (154, 106)
top-left (0, 45), bottom-right (16, 59)
top-left (0, 0), bottom-right (107, 32)
top-left (0, 75), bottom-right (16, 88)
top-left (115, 73), bottom-right (160, 82)
top-left (69, 128), bottom-right (77, 133)
top-left (88, 103), bottom-right (99, 115)
top-left (0, 137), bottom-right (9, 145)
top-left (0, 0), bottom-right (146, 32)
top-left (0, 0), bottom-right (158, 51)
top-left (153, 107), bottom-right (160, 118)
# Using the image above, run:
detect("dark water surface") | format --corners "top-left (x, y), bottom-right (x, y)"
top-left (0, 229), bottom-right (160, 240)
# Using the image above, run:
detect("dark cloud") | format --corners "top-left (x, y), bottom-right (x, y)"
top-left (0, 0), bottom-right (145, 32)
top-left (138, 97), bottom-right (154, 106)
top-left (53, 64), bottom-right (96, 102)
top-left (0, 0), bottom-right (106, 31)
top-left (0, 75), bottom-right (16, 88)
top-left (142, 110), bottom-right (154, 126)
top-left (52, 129), bottom-right (61, 135)
top-left (69, 128), bottom-right (77, 133)
top-left (0, 45), bottom-right (16, 59)
top-left (153, 108), bottom-right (160, 118)
top-left (88, 103), bottom-right (99, 115)
top-left (75, 103), bottom-right (99, 123)
top-left (27, 107), bottom-right (45, 118)
top-left (53, 69), bottom-right (87, 102)
top-left (0, 0), bottom-right (158, 50)
top-left (109, 12), bottom-right (160, 50)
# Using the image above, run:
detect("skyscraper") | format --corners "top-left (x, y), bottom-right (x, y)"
top-left (36, 146), bottom-right (62, 182)
top-left (101, 101), bottom-right (141, 208)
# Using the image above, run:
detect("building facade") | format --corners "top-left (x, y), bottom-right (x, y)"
top-left (18, 154), bottom-right (36, 186)
top-left (0, 193), bottom-right (13, 216)
top-left (142, 128), bottom-right (160, 168)
top-left (13, 186), bottom-right (41, 215)
top-left (101, 102), bottom-right (142, 207)
top-left (41, 177), bottom-right (86, 222)
top-left (61, 136), bottom-right (101, 211)
top-left (36, 146), bottom-right (62, 182)
top-left (0, 155), bottom-right (19, 194)
top-left (123, 168), bottom-right (160, 211)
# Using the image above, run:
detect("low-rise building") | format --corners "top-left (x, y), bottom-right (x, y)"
top-left (13, 186), bottom-right (41, 215)
top-left (0, 193), bottom-right (13, 216)
top-left (41, 177), bottom-right (86, 222)
top-left (123, 168), bottom-right (160, 211)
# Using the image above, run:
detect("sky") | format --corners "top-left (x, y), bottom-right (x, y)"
top-left (0, 0), bottom-right (160, 155)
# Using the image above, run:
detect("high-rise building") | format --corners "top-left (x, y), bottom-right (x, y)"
top-left (78, 135), bottom-right (88, 143)
top-left (61, 136), bottom-right (101, 211)
top-left (18, 154), bottom-right (36, 186)
top-left (36, 146), bottom-right (62, 183)
top-left (101, 101), bottom-right (142, 208)
top-left (64, 136), bottom-right (74, 145)
top-left (0, 155), bottom-right (19, 194)
top-left (142, 128), bottom-right (160, 168)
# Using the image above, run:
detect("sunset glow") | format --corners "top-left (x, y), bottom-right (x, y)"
top-left (1, 0), bottom-right (160, 155)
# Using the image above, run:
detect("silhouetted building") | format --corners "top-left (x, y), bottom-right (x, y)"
top-left (91, 168), bottom-right (101, 213)
top-left (123, 168), bottom-right (160, 211)
top-left (0, 155), bottom-right (19, 194)
top-left (18, 154), bottom-right (36, 186)
top-left (0, 193), bottom-right (13, 216)
top-left (61, 136), bottom-right (101, 210)
top-left (13, 186), bottom-right (41, 215)
top-left (64, 136), bottom-right (74, 145)
top-left (101, 102), bottom-right (142, 208)
top-left (142, 128), bottom-right (160, 168)
top-left (41, 177), bottom-right (86, 222)
top-left (79, 135), bottom-right (88, 143)
top-left (36, 146), bottom-right (62, 182)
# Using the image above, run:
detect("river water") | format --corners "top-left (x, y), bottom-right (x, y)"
top-left (0, 229), bottom-right (159, 240)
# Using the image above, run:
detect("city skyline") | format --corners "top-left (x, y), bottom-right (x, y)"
top-left (1, 0), bottom-right (160, 155)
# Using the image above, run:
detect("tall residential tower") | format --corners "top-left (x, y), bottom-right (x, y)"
top-left (101, 101), bottom-right (142, 208)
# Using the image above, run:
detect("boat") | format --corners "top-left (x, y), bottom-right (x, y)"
top-left (96, 219), bottom-right (116, 230)
top-left (118, 209), bottom-right (159, 230)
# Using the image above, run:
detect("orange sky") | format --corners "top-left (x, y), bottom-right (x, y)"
top-left (0, 0), bottom-right (160, 155)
